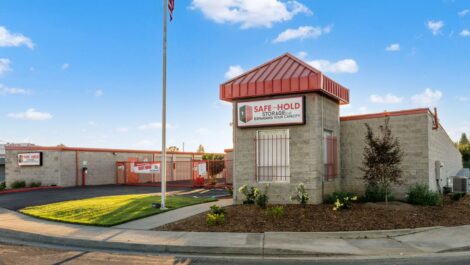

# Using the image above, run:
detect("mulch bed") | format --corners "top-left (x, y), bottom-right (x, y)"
top-left (157, 196), bottom-right (470, 232)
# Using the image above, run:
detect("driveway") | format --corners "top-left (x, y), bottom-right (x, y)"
top-left (0, 185), bottom-right (229, 210)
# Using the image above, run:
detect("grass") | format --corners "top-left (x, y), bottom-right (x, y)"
top-left (20, 194), bottom-right (216, 226)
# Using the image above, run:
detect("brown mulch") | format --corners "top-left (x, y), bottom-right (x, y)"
top-left (157, 196), bottom-right (470, 232)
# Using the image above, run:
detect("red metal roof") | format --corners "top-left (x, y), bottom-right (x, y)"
top-left (220, 53), bottom-right (349, 104)
top-left (340, 108), bottom-right (431, 122)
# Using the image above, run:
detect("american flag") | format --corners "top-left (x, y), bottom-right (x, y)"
top-left (168, 0), bottom-right (175, 21)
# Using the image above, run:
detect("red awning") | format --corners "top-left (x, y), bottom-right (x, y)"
top-left (220, 53), bottom-right (349, 104)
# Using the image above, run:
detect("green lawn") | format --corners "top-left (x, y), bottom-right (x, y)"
top-left (20, 194), bottom-right (216, 226)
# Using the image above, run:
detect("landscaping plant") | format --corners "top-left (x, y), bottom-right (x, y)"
top-left (451, 192), bottom-right (466, 201)
top-left (266, 205), bottom-right (284, 218)
top-left (362, 184), bottom-right (392, 202)
top-left (406, 183), bottom-right (441, 206)
top-left (206, 212), bottom-right (225, 226)
top-left (361, 118), bottom-right (404, 205)
top-left (291, 183), bottom-right (309, 207)
top-left (11, 180), bottom-right (26, 189)
top-left (332, 195), bottom-right (358, 211)
top-left (0, 182), bottom-right (5, 191)
top-left (29, 181), bottom-right (42, 188)
top-left (325, 191), bottom-right (358, 204)
top-left (239, 184), bottom-right (256, 204)
top-left (209, 204), bottom-right (226, 215)
top-left (254, 185), bottom-right (269, 209)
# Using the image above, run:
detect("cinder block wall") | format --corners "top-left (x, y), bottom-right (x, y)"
top-left (340, 112), bottom-right (452, 197)
top-left (5, 148), bottom-right (204, 188)
top-left (232, 93), bottom-right (341, 204)
top-left (5, 150), bottom-right (62, 187)
top-left (427, 114), bottom-right (462, 191)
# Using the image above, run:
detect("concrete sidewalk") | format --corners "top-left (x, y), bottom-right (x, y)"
top-left (1, 207), bottom-right (470, 257)
top-left (114, 198), bottom-right (233, 230)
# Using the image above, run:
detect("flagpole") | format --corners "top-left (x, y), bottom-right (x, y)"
top-left (161, 0), bottom-right (168, 210)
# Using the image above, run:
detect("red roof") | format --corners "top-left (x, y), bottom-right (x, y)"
top-left (340, 108), bottom-right (431, 122)
top-left (220, 53), bottom-right (349, 104)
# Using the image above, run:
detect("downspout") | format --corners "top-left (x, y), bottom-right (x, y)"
top-left (320, 73), bottom-right (325, 202)
top-left (75, 150), bottom-right (79, 186)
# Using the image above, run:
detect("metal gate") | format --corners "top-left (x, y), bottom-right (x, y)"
top-left (116, 160), bottom-right (232, 188)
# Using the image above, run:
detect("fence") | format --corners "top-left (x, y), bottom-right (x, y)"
top-left (116, 160), bottom-right (232, 188)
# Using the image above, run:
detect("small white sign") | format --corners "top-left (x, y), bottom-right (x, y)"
top-left (237, 96), bottom-right (305, 127)
top-left (198, 163), bottom-right (207, 176)
top-left (18, 152), bottom-right (42, 166)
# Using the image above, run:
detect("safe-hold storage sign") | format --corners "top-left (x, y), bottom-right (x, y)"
top-left (132, 162), bottom-right (161, 174)
top-left (237, 96), bottom-right (305, 127)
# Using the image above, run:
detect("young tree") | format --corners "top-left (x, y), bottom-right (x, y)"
top-left (459, 133), bottom-right (470, 168)
top-left (361, 118), bottom-right (404, 204)
top-left (460, 133), bottom-right (470, 146)
top-left (197, 144), bottom-right (205, 153)
top-left (167, 146), bottom-right (179, 152)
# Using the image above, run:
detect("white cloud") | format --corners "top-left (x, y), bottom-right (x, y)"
top-left (273, 25), bottom-right (332, 43)
top-left (459, 9), bottom-right (469, 17)
top-left (460, 29), bottom-right (470, 37)
top-left (190, 0), bottom-right (311, 29)
top-left (0, 58), bottom-right (11, 76)
top-left (307, 59), bottom-right (359, 74)
top-left (94, 89), bottom-right (104, 97)
top-left (7, 108), bottom-right (52, 121)
top-left (296, 51), bottom-right (308, 60)
top-left (458, 96), bottom-right (469, 102)
top-left (427, 20), bottom-right (444, 36)
top-left (137, 122), bottom-right (174, 130)
top-left (116, 127), bottom-right (129, 133)
top-left (225, 65), bottom-right (244, 79)
top-left (385, 43), bottom-right (400, 52)
top-left (61, 63), bottom-right (69, 70)
top-left (0, 84), bottom-right (31, 96)
top-left (369, 94), bottom-right (403, 104)
top-left (0, 26), bottom-right (34, 49)
top-left (411, 88), bottom-right (442, 106)
top-left (358, 106), bottom-right (369, 114)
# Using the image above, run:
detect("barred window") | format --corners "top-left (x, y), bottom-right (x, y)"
top-left (324, 130), bottom-right (338, 180)
top-left (256, 129), bottom-right (290, 183)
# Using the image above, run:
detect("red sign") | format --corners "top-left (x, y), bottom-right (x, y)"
top-left (132, 162), bottom-right (161, 174)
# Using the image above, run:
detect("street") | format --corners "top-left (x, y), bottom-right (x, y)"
top-left (2, 243), bottom-right (470, 265)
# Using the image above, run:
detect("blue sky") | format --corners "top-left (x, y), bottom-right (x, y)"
top-left (0, 0), bottom-right (469, 152)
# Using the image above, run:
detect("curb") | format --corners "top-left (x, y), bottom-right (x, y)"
top-left (0, 227), bottom-right (265, 256)
top-left (0, 186), bottom-right (63, 195)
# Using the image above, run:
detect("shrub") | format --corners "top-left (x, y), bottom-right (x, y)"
top-left (363, 184), bottom-right (393, 202)
top-left (451, 192), bottom-right (466, 201)
top-left (239, 185), bottom-right (256, 204)
top-left (11, 180), bottom-right (26, 189)
top-left (29, 181), bottom-right (42, 188)
top-left (206, 213), bottom-right (225, 226)
top-left (291, 183), bottom-right (309, 207)
top-left (407, 184), bottom-right (441, 206)
top-left (254, 187), bottom-right (269, 209)
top-left (0, 182), bottom-right (5, 191)
top-left (325, 191), bottom-right (358, 204)
top-left (266, 206), bottom-right (284, 218)
top-left (209, 205), bottom-right (226, 215)
top-left (332, 195), bottom-right (358, 211)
